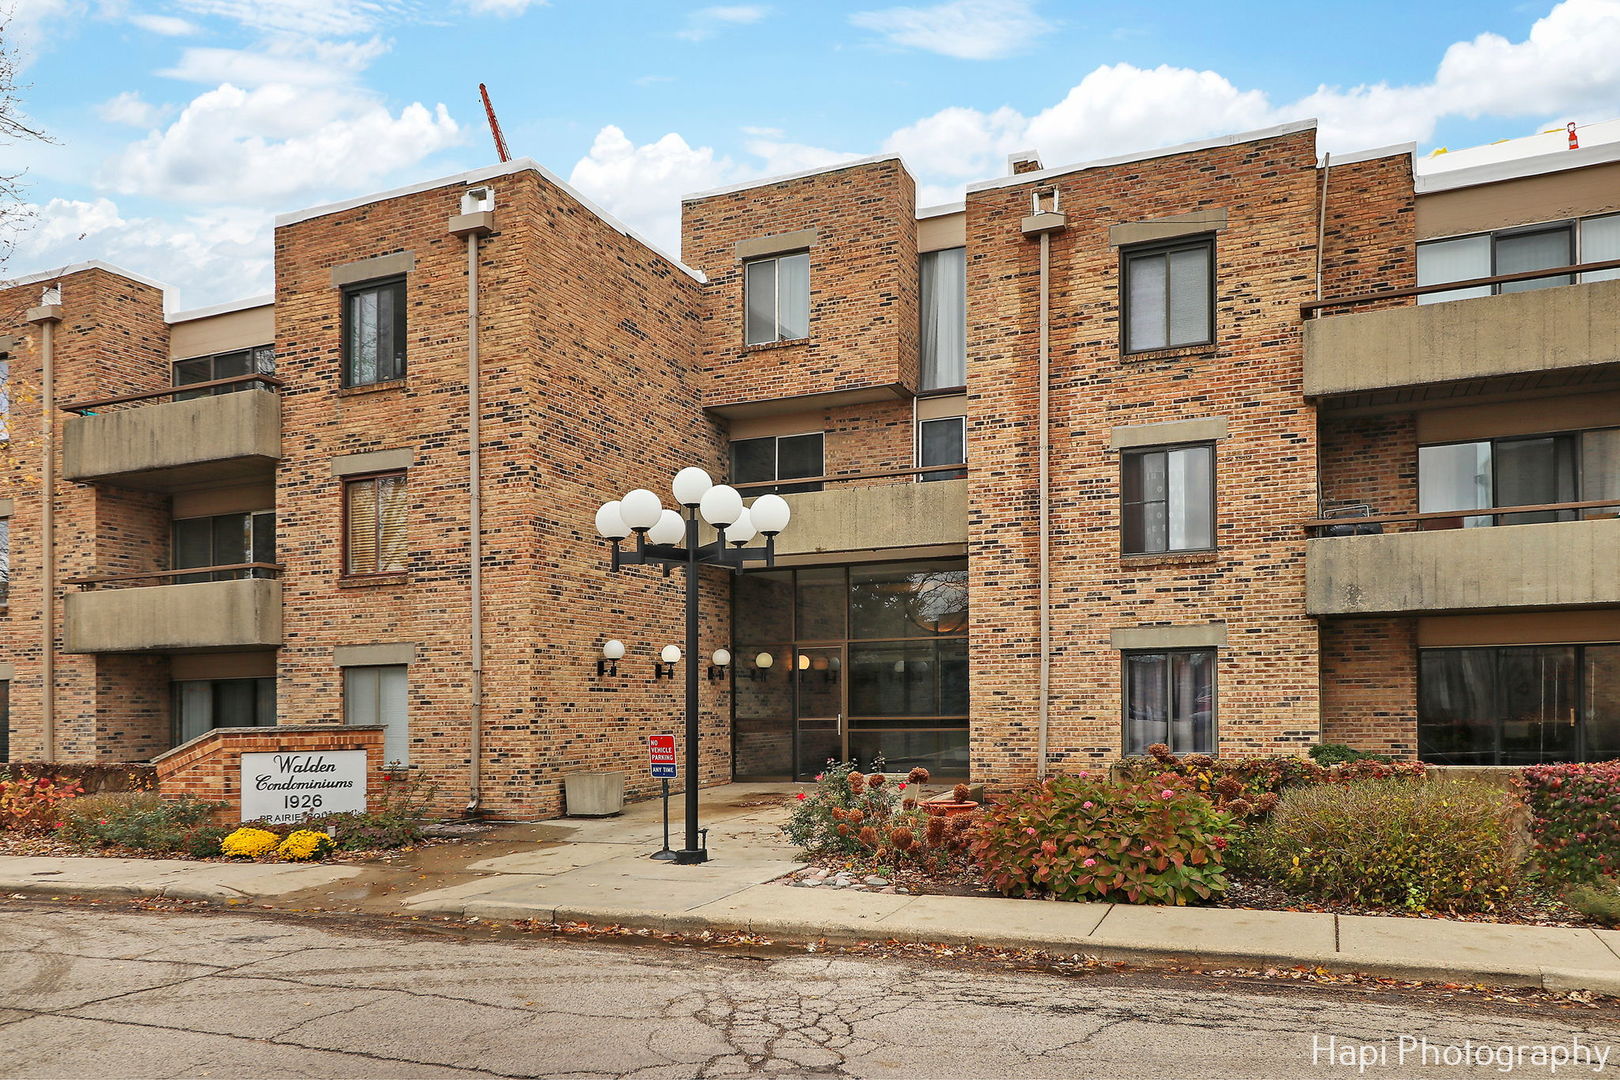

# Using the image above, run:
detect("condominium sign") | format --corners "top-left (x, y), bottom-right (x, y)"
top-left (240, 751), bottom-right (368, 824)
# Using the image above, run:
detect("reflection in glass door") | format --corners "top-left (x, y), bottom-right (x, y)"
top-left (795, 646), bottom-right (844, 779)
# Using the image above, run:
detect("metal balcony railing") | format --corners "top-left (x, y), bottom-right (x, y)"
top-left (60, 374), bottom-right (284, 415)
top-left (1302, 257), bottom-right (1620, 318)
top-left (732, 463), bottom-right (969, 493)
top-left (67, 563), bottom-right (284, 589)
top-left (1305, 499), bottom-right (1620, 537)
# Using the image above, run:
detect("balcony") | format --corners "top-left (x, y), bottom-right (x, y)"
top-left (739, 466), bottom-right (968, 559)
top-left (61, 376), bottom-right (283, 491)
top-left (1305, 507), bottom-right (1620, 616)
top-left (1303, 266), bottom-right (1620, 407)
top-left (64, 566), bottom-right (283, 653)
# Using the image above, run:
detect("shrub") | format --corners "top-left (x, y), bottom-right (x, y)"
top-left (1, 762), bottom-right (156, 794)
top-left (0, 773), bottom-right (84, 832)
top-left (277, 829), bottom-right (336, 861)
top-left (1519, 762), bottom-right (1620, 884)
top-left (1118, 744), bottom-right (1426, 820)
top-left (782, 761), bottom-right (903, 856)
top-left (307, 809), bottom-right (424, 851)
top-left (1309, 743), bottom-right (1393, 766)
top-left (1566, 878), bottom-right (1620, 927)
top-left (1244, 778), bottom-right (1518, 911)
top-left (971, 775), bottom-right (1233, 905)
top-left (221, 827), bottom-right (282, 858)
top-left (180, 825), bottom-right (232, 859)
top-left (59, 792), bottom-right (222, 851)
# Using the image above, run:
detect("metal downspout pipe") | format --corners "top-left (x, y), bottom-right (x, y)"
top-left (26, 297), bottom-right (62, 762)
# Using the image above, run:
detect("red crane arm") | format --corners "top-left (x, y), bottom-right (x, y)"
top-left (479, 83), bottom-right (511, 163)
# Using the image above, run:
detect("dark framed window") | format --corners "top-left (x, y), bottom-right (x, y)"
top-left (172, 511), bottom-right (275, 582)
top-left (1122, 236), bottom-right (1213, 352)
top-left (743, 252), bottom-right (809, 345)
top-left (172, 678), bottom-right (275, 746)
top-left (1414, 213), bottom-right (1620, 303)
top-left (344, 473), bottom-right (408, 575)
top-left (918, 416), bottom-right (966, 482)
top-left (919, 247), bottom-right (966, 389)
top-left (1124, 648), bottom-right (1215, 755)
top-left (1417, 427), bottom-right (1620, 526)
top-left (730, 432), bottom-right (823, 494)
top-left (1121, 443), bottom-right (1214, 553)
top-left (173, 346), bottom-right (275, 400)
top-left (342, 277), bottom-right (407, 387)
top-left (1420, 644), bottom-right (1620, 764)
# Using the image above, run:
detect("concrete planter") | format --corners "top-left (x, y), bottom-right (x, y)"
top-left (564, 771), bottom-right (625, 816)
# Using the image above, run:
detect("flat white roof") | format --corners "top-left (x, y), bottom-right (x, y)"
top-left (0, 259), bottom-right (170, 296)
top-left (277, 158), bottom-right (706, 283)
top-left (1415, 118), bottom-right (1620, 194)
top-left (168, 294), bottom-right (274, 324)
top-left (917, 201), bottom-right (965, 219)
top-left (681, 152), bottom-right (901, 202)
top-left (966, 119), bottom-right (1320, 194)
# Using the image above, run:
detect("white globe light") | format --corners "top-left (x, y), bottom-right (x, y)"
top-left (749, 493), bottom-right (791, 535)
top-left (672, 467), bottom-right (714, 508)
top-left (594, 501), bottom-right (630, 540)
top-left (712, 649), bottom-right (731, 667)
top-left (647, 508), bottom-right (685, 545)
top-left (620, 488), bottom-right (663, 531)
top-left (661, 645), bottom-right (682, 664)
top-left (602, 639), bottom-right (625, 660)
top-left (754, 651), bottom-right (774, 669)
top-left (725, 507), bottom-right (756, 546)
top-left (699, 484), bottom-right (743, 527)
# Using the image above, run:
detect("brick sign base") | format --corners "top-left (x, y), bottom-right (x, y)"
top-left (153, 725), bottom-right (388, 824)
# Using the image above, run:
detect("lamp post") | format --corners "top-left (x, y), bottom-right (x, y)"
top-left (594, 468), bottom-right (793, 864)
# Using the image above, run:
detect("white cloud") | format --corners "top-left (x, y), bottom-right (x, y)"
top-left (677, 4), bottom-right (768, 42)
top-left (459, 0), bottom-right (548, 13)
top-left (171, 0), bottom-right (401, 37)
top-left (850, 0), bottom-right (1050, 60)
top-left (128, 12), bottom-right (198, 35)
top-left (95, 90), bottom-right (174, 127)
top-left (3, 0), bottom-right (84, 67)
top-left (160, 35), bottom-right (390, 87)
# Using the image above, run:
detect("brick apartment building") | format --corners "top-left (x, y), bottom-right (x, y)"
top-left (1, 116), bottom-right (1617, 817)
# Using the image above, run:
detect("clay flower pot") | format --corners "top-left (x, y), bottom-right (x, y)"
top-left (922, 800), bottom-right (979, 817)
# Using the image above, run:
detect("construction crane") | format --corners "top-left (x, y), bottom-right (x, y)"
top-left (479, 83), bottom-right (511, 163)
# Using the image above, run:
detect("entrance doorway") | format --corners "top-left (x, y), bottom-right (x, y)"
top-left (794, 645), bottom-right (844, 778)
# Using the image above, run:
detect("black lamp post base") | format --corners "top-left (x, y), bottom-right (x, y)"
top-left (673, 848), bottom-right (709, 865)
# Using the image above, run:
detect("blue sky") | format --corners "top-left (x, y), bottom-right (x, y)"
top-left (4, 0), bottom-right (1619, 308)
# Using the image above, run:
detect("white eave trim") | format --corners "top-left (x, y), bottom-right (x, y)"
top-left (1415, 139), bottom-right (1620, 195)
top-left (168, 294), bottom-right (274, 324)
top-left (917, 201), bottom-right (966, 219)
top-left (1320, 142), bottom-right (1416, 168)
top-left (276, 158), bottom-right (706, 284)
top-left (681, 152), bottom-right (901, 202)
top-left (0, 259), bottom-right (170, 295)
top-left (966, 119), bottom-right (1320, 194)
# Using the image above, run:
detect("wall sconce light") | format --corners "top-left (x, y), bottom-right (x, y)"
top-left (597, 639), bottom-right (625, 677)
top-left (707, 649), bottom-right (731, 681)
top-left (747, 651), bottom-right (774, 681)
top-left (654, 644), bottom-right (681, 681)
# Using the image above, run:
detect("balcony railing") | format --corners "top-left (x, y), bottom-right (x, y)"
top-left (60, 374), bottom-right (284, 415)
top-left (1302, 258), bottom-right (1620, 318)
top-left (67, 563), bottom-right (284, 590)
top-left (1305, 499), bottom-right (1619, 537)
top-left (732, 463), bottom-right (969, 492)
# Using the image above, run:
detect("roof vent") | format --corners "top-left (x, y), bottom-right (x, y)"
top-left (461, 186), bottom-right (495, 215)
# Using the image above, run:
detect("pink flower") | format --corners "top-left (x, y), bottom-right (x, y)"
top-left (1025, 827), bottom-right (1037, 836)
top-left (795, 792), bottom-right (807, 800)
top-left (1083, 858), bottom-right (1096, 867)
top-left (814, 774), bottom-right (824, 782)
top-left (1082, 801), bottom-right (1094, 810)
top-left (1160, 789), bottom-right (1174, 800)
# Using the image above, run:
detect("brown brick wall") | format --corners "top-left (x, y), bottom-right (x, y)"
top-left (1319, 152), bottom-right (1417, 303)
top-left (1319, 617), bottom-right (1419, 756)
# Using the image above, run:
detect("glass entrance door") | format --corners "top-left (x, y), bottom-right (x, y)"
top-left (795, 646), bottom-right (844, 779)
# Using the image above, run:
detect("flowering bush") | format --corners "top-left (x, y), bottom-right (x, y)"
top-left (0, 773), bottom-right (84, 832)
top-left (277, 829), bottom-right (336, 861)
top-left (1243, 778), bottom-right (1518, 911)
top-left (220, 827), bottom-right (282, 858)
top-left (971, 775), bottom-right (1233, 905)
top-left (1519, 762), bottom-right (1620, 883)
top-left (781, 762), bottom-right (904, 856)
top-left (1117, 744), bottom-right (1427, 819)
top-left (61, 792), bottom-right (225, 853)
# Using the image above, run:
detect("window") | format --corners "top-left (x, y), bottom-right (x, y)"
top-left (342, 277), bottom-right (407, 386)
top-left (1122, 237), bottom-right (1213, 352)
top-left (345, 474), bottom-right (409, 575)
top-left (1420, 645), bottom-right (1620, 764)
top-left (1417, 428), bottom-right (1620, 526)
top-left (730, 433), bottom-right (823, 494)
top-left (173, 346), bottom-right (275, 399)
top-left (1124, 649), bottom-right (1215, 755)
top-left (743, 252), bottom-right (809, 345)
top-left (1416, 214), bottom-right (1620, 304)
top-left (1121, 444), bottom-right (1214, 553)
top-left (345, 665), bottom-right (409, 765)
top-left (172, 678), bottom-right (275, 746)
top-left (173, 511), bottom-right (275, 582)
top-left (917, 416), bottom-right (965, 482)
top-left (919, 247), bottom-right (966, 389)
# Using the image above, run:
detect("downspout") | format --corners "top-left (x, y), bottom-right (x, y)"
top-left (1020, 191), bottom-right (1066, 781)
top-left (1313, 154), bottom-right (1331, 518)
top-left (26, 295), bottom-right (63, 762)
top-left (450, 198), bottom-right (495, 814)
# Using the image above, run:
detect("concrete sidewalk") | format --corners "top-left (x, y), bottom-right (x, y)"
top-left (4, 782), bottom-right (1620, 997)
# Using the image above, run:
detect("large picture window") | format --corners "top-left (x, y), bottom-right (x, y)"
top-left (343, 277), bottom-right (407, 386)
top-left (744, 252), bottom-right (810, 345)
top-left (173, 346), bottom-right (275, 400)
top-left (1122, 237), bottom-right (1213, 352)
top-left (345, 473), bottom-right (409, 575)
top-left (1122, 443), bottom-right (1214, 553)
top-left (730, 432), bottom-right (823, 494)
top-left (173, 678), bottom-right (275, 747)
top-left (919, 247), bottom-right (966, 389)
top-left (1420, 645), bottom-right (1620, 764)
top-left (1416, 213), bottom-right (1620, 304)
top-left (1417, 428), bottom-right (1620, 526)
top-left (1124, 649), bottom-right (1215, 755)
top-left (173, 511), bottom-right (275, 582)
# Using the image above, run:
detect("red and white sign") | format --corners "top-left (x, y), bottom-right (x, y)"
top-left (648, 734), bottom-right (677, 777)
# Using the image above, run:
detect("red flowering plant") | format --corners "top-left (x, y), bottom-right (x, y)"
top-left (781, 760), bottom-right (902, 856)
top-left (0, 772), bottom-right (85, 833)
top-left (971, 773), bottom-right (1233, 905)
top-left (1519, 762), bottom-right (1620, 883)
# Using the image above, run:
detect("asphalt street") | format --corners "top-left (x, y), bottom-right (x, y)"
top-left (4, 902), bottom-right (1619, 1079)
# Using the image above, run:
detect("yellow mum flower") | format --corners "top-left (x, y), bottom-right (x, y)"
top-left (277, 829), bottom-right (334, 861)
top-left (221, 827), bottom-right (281, 858)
